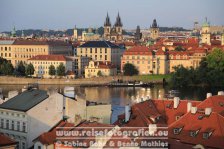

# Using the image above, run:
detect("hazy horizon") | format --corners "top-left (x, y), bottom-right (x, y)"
top-left (0, 0), bottom-right (224, 32)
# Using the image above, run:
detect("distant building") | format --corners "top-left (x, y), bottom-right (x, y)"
top-left (121, 46), bottom-right (168, 74)
top-left (150, 19), bottom-right (159, 40)
top-left (81, 28), bottom-right (100, 41)
top-left (103, 13), bottom-right (123, 41)
top-left (85, 60), bottom-right (117, 78)
top-left (77, 41), bottom-right (124, 69)
top-left (73, 26), bottom-right (78, 40)
top-left (222, 32), bottom-right (224, 46)
top-left (0, 88), bottom-right (86, 149)
top-left (27, 55), bottom-right (73, 78)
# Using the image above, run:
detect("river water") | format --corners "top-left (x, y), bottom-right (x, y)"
top-left (0, 84), bottom-right (223, 123)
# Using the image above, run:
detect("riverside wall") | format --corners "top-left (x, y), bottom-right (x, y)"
top-left (0, 76), bottom-right (163, 85)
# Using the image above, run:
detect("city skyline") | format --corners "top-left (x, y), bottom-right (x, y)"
top-left (0, 0), bottom-right (224, 32)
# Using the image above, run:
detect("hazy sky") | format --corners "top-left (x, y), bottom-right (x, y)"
top-left (0, 0), bottom-right (224, 32)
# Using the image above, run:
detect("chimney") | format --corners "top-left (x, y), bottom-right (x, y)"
top-left (206, 93), bottom-right (212, 98)
top-left (218, 91), bottom-right (224, 96)
top-left (205, 108), bottom-right (212, 116)
top-left (148, 124), bottom-right (157, 135)
top-left (125, 105), bottom-right (131, 122)
top-left (173, 97), bottom-right (180, 109)
top-left (191, 107), bottom-right (197, 114)
top-left (187, 102), bottom-right (192, 112)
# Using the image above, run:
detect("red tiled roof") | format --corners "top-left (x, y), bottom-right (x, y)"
top-left (0, 134), bottom-right (17, 147)
top-left (94, 61), bottom-right (116, 69)
top-left (123, 46), bottom-right (153, 55)
top-left (28, 55), bottom-right (71, 61)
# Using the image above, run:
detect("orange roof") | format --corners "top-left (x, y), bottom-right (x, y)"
top-left (123, 46), bottom-right (153, 55)
top-left (28, 55), bottom-right (72, 61)
top-left (0, 134), bottom-right (17, 147)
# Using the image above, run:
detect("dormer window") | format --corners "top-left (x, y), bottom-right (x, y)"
top-left (203, 132), bottom-right (213, 139)
top-left (190, 129), bottom-right (200, 137)
top-left (173, 127), bottom-right (183, 135)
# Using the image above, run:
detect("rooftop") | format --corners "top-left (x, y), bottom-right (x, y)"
top-left (79, 41), bottom-right (120, 48)
top-left (0, 134), bottom-right (17, 147)
top-left (0, 89), bottom-right (49, 112)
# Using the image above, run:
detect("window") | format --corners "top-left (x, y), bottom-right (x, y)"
top-left (105, 55), bottom-right (107, 61)
top-left (203, 132), bottom-right (212, 139)
top-left (173, 127), bottom-right (182, 135)
top-left (105, 48), bottom-right (107, 53)
top-left (5, 47), bottom-right (7, 51)
top-left (95, 55), bottom-right (97, 60)
top-left (190, 130), bottom-right (200, 137)
top-left (38, 146), bottom-right (41, 149)
top-left (0, 119), bottom-right (4, 128)
top-left (22, 122), bottom-right (26, 132)
top-left (100, 48), bottom-right (102, 53)
top-left (17, 121), bottom-right (20, 131)
top-left (95, 48), bottom-right (97, 53)
top-left (6, 120), bottom-right (9, 129)
top-left (22, 142), bottom-right (26, 149)
top-left (90, 48), bottom-right (92, 53)
top-left (11, 121), bottom-right (14, 130)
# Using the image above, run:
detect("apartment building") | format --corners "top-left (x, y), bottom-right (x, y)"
top-left (76, 41), bottom-right (124, 69)
top-left (0, 39), bottom-right (73, 66)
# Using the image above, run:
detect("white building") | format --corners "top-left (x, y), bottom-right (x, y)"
top-left (0, 88), bottom-right (86, 149)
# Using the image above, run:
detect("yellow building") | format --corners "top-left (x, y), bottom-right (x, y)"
top-left (121, 46), bottom-right (168, 75)
top-left (168, 48), bottom-right (207, 72)
top-left (77, 41), bottom-right (124, 69)
top-left (85, 60), bottom-right (117, 78)
top-left (0, 39), bottom-right (73, 67)
top-left (28, 55), bottom-right (73, 78)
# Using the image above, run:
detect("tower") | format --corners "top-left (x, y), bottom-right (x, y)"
top-left (201, 17), bottom-right (211, 45)
top-left (150, 19), bottom-right (159, 40)
top-left (11, 26), bottom-right (16, 37)
top-left (104, 13), bottom-right (111, 40)
top-left (73, 26), bottom-right (78, 40)
top-left (135, 25), bottom-right (142, 43)
top-left (115, 13), bottom-right (123, 35)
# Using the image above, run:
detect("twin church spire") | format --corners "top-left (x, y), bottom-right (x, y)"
top-left (104, 12), bottom-right (122, 27)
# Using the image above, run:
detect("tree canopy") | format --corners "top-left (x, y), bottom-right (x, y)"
top-left (123, 63), bottom-right (139, 76)
top-left (49, 65), bottom-right (56, 76)
top-left (25, 63), bottom-right (35, 76)
top-left (57, 63), bottom-right (65, 76)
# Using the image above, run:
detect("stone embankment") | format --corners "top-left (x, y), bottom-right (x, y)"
top-left (0, 76), bottom-right (164, 85)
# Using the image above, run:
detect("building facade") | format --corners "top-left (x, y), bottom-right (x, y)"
top-left (85, 60), bottom-right (117, 78)
top-left (77, 41), bottom-right (124, 69)
top-left (121, 46), bottom-right (168, 75)
top-left (103, 13), bottom-right (123, 41)
top-left (0, 88), bottom-right (86, 149)
top-left (0, 39), bottom-right (73, 67)
top-left (27, 55), bottom-right (73, 78)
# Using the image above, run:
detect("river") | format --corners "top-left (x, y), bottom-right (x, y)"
top-left (0, 84), bottom-right (223, 123)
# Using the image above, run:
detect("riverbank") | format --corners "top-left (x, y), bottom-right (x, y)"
top-left (0, 75), bottom-right (171, 85)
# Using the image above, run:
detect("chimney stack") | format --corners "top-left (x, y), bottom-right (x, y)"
top-left (187, 102), bottom-right (192, 112)
top-left (205, 108), bottom-right (212, 116)
top-left (191, 107), bottom-right (197, 114)
top-left (218, 91), bottom-right (224, 96)
top-left (173, 97), bottom-right (180, 109)
top-left (206, 93), bottom-right (212, 98)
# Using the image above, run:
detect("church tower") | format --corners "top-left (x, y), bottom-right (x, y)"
top-left (115, 13), bottom-right (123, 35)
top-left (73, 26), bottom-right (78, 40)
top-left (150, 19), bottom-right (159, 40)
top-left (201, 18), bottom-right (211, 45)
top-left (104, 13), bottom-right (111, 40)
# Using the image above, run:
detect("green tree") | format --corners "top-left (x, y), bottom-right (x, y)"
top-left (123, 63), bottom-right (139, 76)
top-left (206, 48), bottom-right (224, 71)
top-left (0, 61), bottom-right (14, 75)
top-left (97, 70), bottom-right (103, 77)
top-left (16, 61), bottom-right (26, 76)
top-left (175, 46), bottom-right (185, 51)
top-left (25, 63), bottom-right (35, 76)
top-left (48, 65), bottom-right (56, 76)
top-left (57, 63), bottom-right (65, 76)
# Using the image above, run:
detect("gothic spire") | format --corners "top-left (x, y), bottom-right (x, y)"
top-left (151, 19), bottom-right (158, 28)
top-left (115, 12), bottom-right (123, 27)
top-left (104, 12), bottom-right (111, 26)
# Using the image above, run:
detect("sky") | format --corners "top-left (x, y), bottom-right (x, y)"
top-left (0, 0), bottom-right (224, 32)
